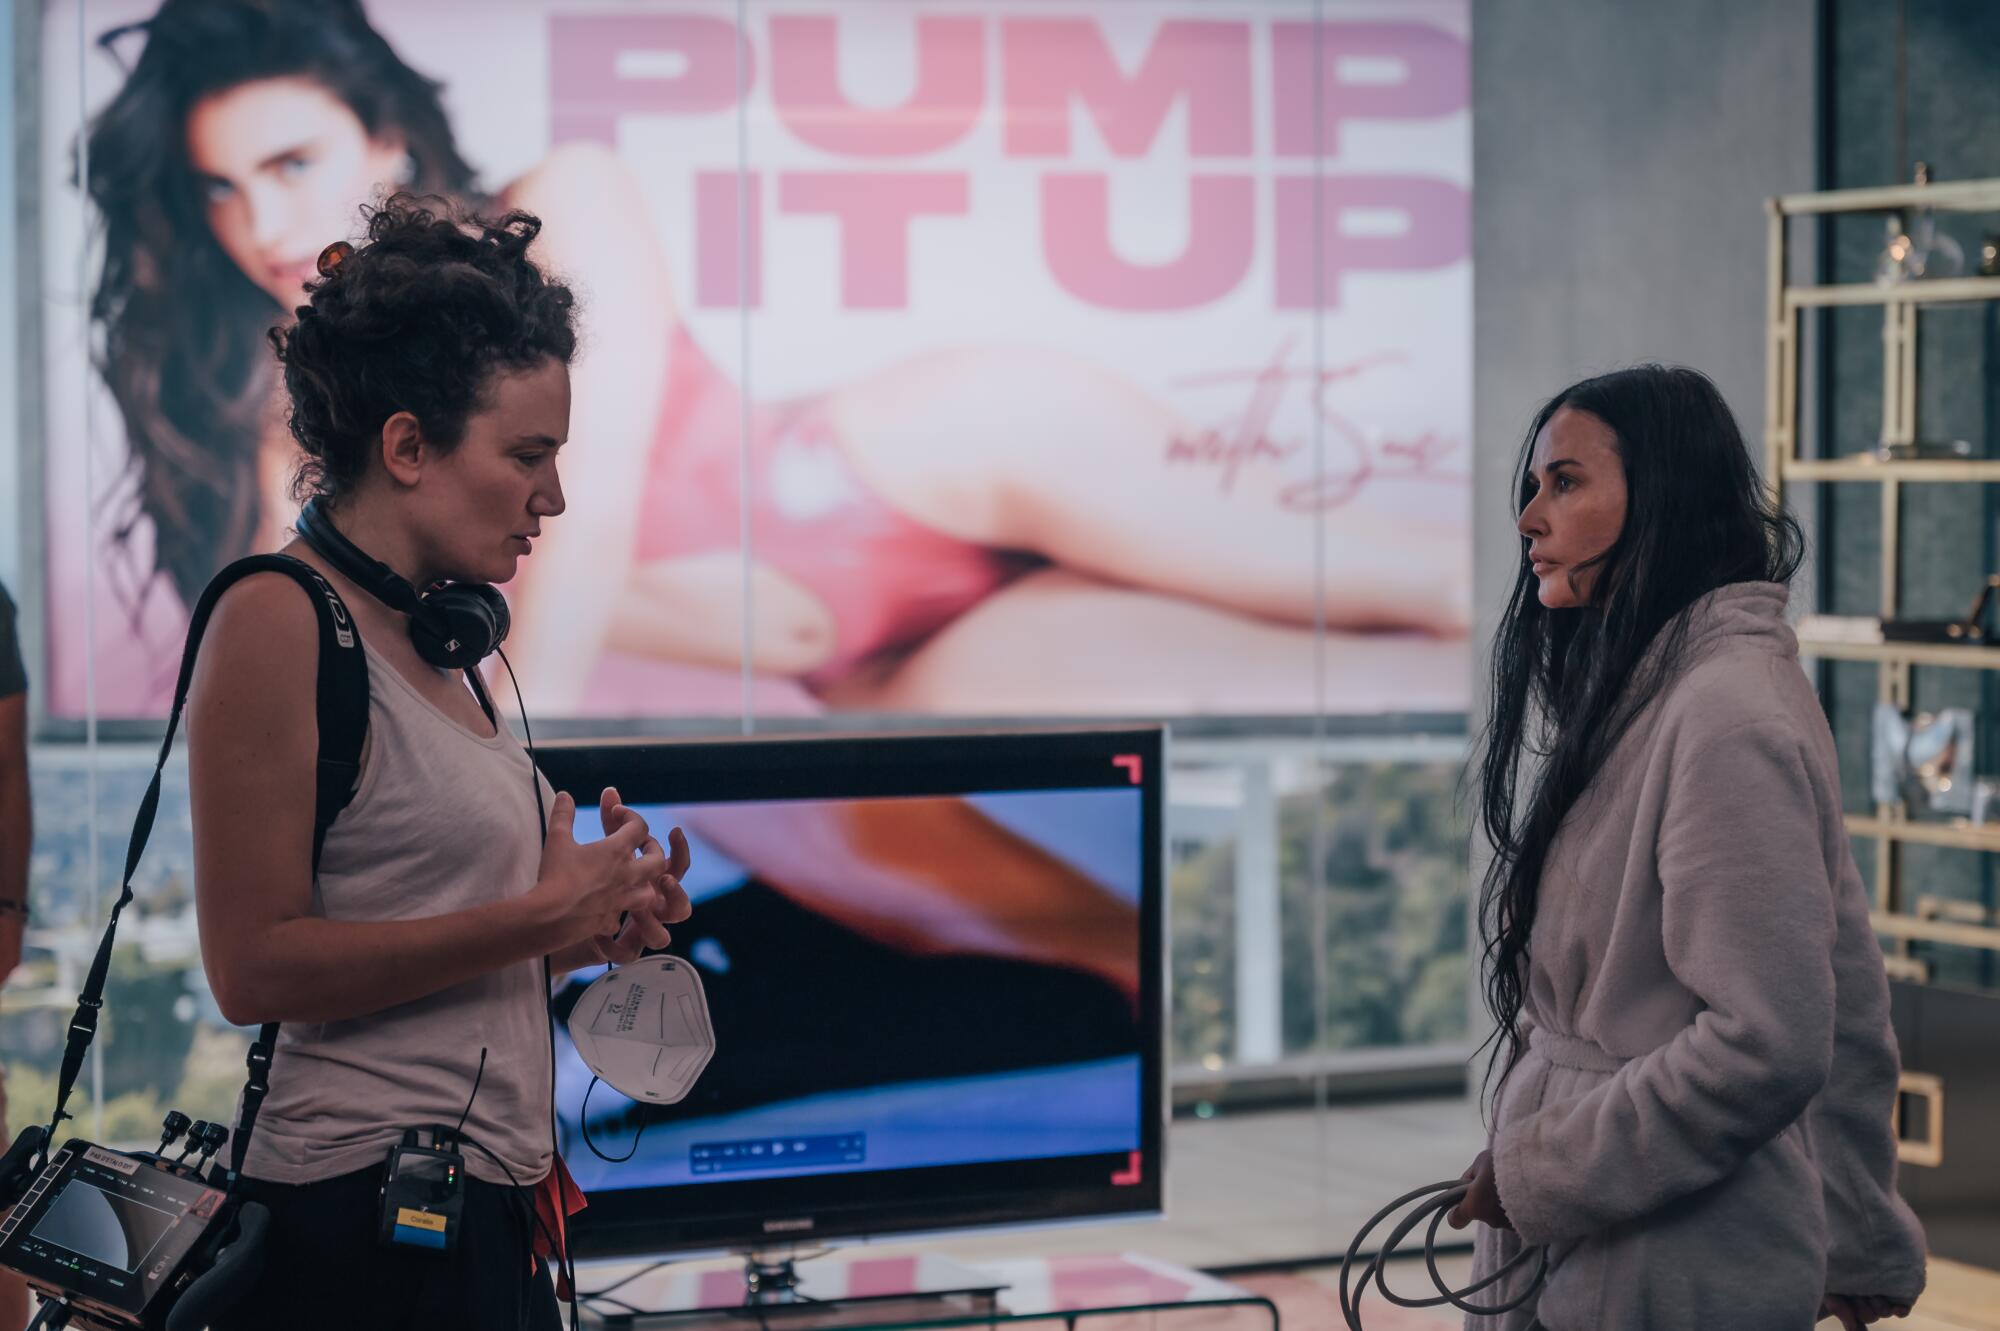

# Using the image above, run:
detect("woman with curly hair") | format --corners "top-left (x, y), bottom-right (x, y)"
top-left (81, 0), bottom-right (1469, 717)
top-left (187, 199), bottom-right (692, 1327)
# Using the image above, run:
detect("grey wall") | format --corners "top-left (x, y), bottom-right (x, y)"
top-left (1471, 0), bottom-right (1820, 626)
top-left (1821, 0), bottom-right (1999, 986)
top-left (1467, 0), bottom-right (2000, 1007)
top-left (1466, 0), bottom-right (1821, 1049)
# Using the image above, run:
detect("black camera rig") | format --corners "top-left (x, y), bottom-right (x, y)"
top-left (0, 1119), bottom-right (267, 1330)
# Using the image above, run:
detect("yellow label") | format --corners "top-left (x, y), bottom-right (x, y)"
top-left (396, 1208), bottom-right (447, 1233)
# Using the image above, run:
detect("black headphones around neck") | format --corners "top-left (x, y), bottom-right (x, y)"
top-left (293, 498), bottom-right (511, 671)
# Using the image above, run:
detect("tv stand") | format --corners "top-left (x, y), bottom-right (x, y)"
top-left (741, 1251), bottom-right (810, 1305)
top-left (738, 1248), bottom-right (1004, 1310)
top-left (579, 1251), bottom-right (1279, 1331)
top-left (588, 1248), bottom-right (1007, 1329)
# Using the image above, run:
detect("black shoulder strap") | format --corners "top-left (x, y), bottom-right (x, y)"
top-left (43, 555), bottom-right (368, 1186)
top-left (465, 662), bottom-right (499, 730)
top-left (228, 558), bottom-right (369, 1179)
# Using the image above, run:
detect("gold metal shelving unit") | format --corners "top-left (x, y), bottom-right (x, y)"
top-left (1765, 176), bottom-right (2000, 960)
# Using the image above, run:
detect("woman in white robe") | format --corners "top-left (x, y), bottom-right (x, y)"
top-left (1445, 366), bottom-right (1928, 1330)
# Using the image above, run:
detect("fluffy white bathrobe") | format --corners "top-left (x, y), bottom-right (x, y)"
top-left (1467, 583), bottom-right (1928, 1330)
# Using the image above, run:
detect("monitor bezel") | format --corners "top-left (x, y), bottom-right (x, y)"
top-left (532, 726), bottom-right (1167, 1258)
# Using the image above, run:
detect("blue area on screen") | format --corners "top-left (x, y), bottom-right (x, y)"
top-left (560, 1044), bottom-right (1140, 1193)
top-left (962, 791), bottom-right (1141, 903)
top-left (555, 786), bottom-right (1145, 1197)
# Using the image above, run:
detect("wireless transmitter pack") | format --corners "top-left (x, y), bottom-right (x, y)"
top-left (378, 1128), bottom-right (467, 1256)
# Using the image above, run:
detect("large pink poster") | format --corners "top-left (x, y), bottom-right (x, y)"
top-left (41, 0), bottom-right (1470, 720)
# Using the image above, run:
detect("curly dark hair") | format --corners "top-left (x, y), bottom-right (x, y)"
top-left (85, 0), bottom-right (481, 610)
top-left (268, 197), bottom-right (578, 506)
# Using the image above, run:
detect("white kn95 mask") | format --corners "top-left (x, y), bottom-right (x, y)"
top-left (567, 955), bottom-right (717, 1104)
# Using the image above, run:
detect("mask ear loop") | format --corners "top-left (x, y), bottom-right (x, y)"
top-left (578, 1075), bottom-right (649, 1164)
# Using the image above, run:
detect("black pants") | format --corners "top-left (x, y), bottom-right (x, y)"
top-left (212, 1163), bottom-right (561, 1331)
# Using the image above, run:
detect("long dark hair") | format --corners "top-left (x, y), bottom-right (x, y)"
top-left (84, 0), bottom-right (478, 611)
top-left (1474, 365), bottom-right (1805, 1104)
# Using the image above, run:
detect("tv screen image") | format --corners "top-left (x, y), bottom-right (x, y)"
top-left (534, 730), bottom-right (1165, 1258)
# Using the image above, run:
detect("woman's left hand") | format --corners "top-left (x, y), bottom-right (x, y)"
top-left (1445, 1150), bottom-right (1512, 1231)
top-left (1820, 1293), bottom-right (1912, 1328)
top-left (594, 787), bottom-right (694, 963)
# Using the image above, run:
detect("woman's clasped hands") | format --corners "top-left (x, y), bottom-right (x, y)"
top-left (530, 786), bottom-right (693, 963)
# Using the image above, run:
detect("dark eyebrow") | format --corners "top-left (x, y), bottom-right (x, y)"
top-left (254, 142), bottom-right (318, 173)
top-left (509, 434), bottom-right (563, 449)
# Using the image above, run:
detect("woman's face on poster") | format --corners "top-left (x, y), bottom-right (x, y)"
top-left (186, 77), bottom-right (407, 309)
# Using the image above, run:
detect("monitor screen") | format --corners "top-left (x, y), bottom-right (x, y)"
top-left (534, 729), bottom-right (1164, 1257)
top-left (29, 1181), bottom-right (180, 1273)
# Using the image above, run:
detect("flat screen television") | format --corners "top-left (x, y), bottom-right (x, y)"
top-left (533, 728), bottom-right (1166, 1259)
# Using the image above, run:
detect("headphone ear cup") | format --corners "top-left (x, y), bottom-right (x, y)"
top-left (410, 584), bottom-right (511, 670)
top-left (462, 583), bottom-right (512, 650)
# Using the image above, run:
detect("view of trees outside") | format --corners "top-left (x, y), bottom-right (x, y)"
top-left (1285, 761), bottom-right (1470, 1053)
top-left (4, 751), bottom-right (232, 1142)
top-left (1170, 758), bottom-right (1469, 1067)
top-left (6, 750), bottom-right (1469, 1145)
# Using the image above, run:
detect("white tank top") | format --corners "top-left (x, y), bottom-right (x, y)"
top-left (239, 638), bottom-right (554, 1187)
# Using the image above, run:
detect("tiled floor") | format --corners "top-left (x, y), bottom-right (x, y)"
top-left (881, 1094), bottom-right (1493, 1270)
top-left (1293, 1252), bottom-right (2000, 1329)
top-left (576, 1094), bottom-right (2000, 1330)
top-left (1282, 1213), bottom-right (2000, 1329)
top-left (1897, 1259), bottom-right (2000, 1331)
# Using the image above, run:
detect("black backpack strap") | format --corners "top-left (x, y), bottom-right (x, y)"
top-left (43, 556), bottom-right (368, 1186)
top-left (230, 558), bottom-right (369, 1179)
